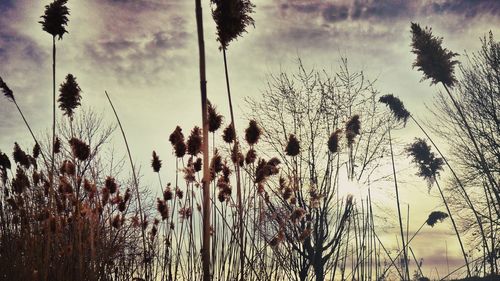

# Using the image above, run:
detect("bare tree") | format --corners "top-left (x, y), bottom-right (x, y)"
top-left (429, 32), bottom-right (499, 275)
top-left (246, 59), bottom-right (396, 280)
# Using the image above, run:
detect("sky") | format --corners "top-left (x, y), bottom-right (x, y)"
top-left (1, 0), bottom-right (499, 278)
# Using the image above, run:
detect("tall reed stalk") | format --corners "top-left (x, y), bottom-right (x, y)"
top-left (210, 1), bottom-right (255, 277)
top-left (388, 129), bottom-right (410, 280)
top-left (104, 91), bottom-right (149, 280)
top-left (39, 2), bottom-right (69, 280)
top-left (194, 0), bottom-right (211, 279)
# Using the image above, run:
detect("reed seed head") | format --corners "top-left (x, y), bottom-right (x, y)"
top-left (346, 115), bottom-right (361, 145)
top-left (327, 129), bottom-right (342, 153)
top-left (176, 187), bottom-right (183, 199)
top-left (13, 143), bottom-right (31, 169)
top-left (211, 0), bottom-right (255, 50)
top-left (210, 149), bottom-right (223, 179)
top-left (194, 157), bottom-right (202, 172)
top-left (60, 160), bottom-right (75, 176)
top-left (58, 74), bottom-right (82, 118)
top-left (151, 151), bottom-right (162, 173)
top-left (40, 0), bottom-right (69, 39)
top-left (410, 22), bottom-right (459, 87)
top-left (285, 134), bottom-right (300, 157)
top-left (245, 148), bottom-right (257, 164)
top-left (12, 167), bottom-right (30, 194)
top-left (0, 151), bottom-right (11, 170)
top-left (187, 126), bottom-right (202, 156)
top-left (245, 120), bottom-right (262, 145)
top-left (0, 76), bottom-right (14, 102)
top-left (406, 138), bottom-right (444, 186)
top-left (157, 198), bottom-right (169, 221)
top-left (69, 138), bottom-right (90, 161)
top-left (379, 94), bottom-right (410, 124)
top-left (426, 211), bottom-right (448, 227)
top-left (208, 101), bottom-right (223, 132)
top-left (163, 186), bottom-right (173, 201)
top-left (33, 143), bottom-right (41, 159)
top-left (169, 126), bottom-right (185, 146)
top-left (222, 125), bottom-right (235, 143)
top-left (105, 176), bottom-right (118, 194)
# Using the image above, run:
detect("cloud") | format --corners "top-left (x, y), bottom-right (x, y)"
top-left (277, 0), bottom-right (500, 23)
top-left (82, 25), bottom-right (191, 85)
top-left (70, 0), bottom-right (193, 85)
top-left (430, 0), bottom-right (500, 18)
top-left (0, 27), bottom-right (46, 68)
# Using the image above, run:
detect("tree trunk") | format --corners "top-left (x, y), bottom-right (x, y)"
top-left (313, 258), bottom-right (324, 281)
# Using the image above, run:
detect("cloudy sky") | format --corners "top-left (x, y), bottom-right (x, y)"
top-left (1, 0), bottom-right (499, 278)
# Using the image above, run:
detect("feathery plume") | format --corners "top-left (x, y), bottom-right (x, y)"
top-left (157, 199), bottom-right (169, 220)
top-left (194, 157), bottom-right (203, 172)
top-left (58, 176), bottom-right (73, 194)
top-left (222, 125), bottom-right (235, 143)
top-left (346, 115), bottom-right (361, 145)
top-left (211, 0), bottom-right (255, 50)
top-left (60, 160), bottom-right (75, 176)
top-left (208, 101), bottom-right (223, 132)
top-left (379, 94), bottom-right (410, 124)
top-left (13, 143), bottom-right (31, 169)
top-left (151, 151), bottom-right (162, 173)
top-left (176, 187), bottom-right (184, 199)
top-left (187, 126), bottom-right (203, 156)
top-left (58, 74), bottom-right (82, 118)
top-left (210, 149), bottom-right (223, 179)
top-left (406, 138), bottom-right (444, 186)
top-left (327, 129), bottom-right (342, 153)
top-left (285, 134), bottom-right (300, 157)
top-left (12, 167), bottom-right (30, 194)
top-left (169, 126), bottom-right (185, 146)
top-left (163, 186), bottom-right (173, 201)
top-left (0, 151), bottom-right (11, 170)
top-left (169, 126), bottom-right (187, 157)
top-left (105, 176), bottom-right (118, 194)
top-left (410, 22), bottom-right (459, 87)
top-left (39, 0), bottom-right (70, 39)
top-left (245, 148), bottom-right (257, 164)
top-left (245, 120), bottom-right (262, 145)
top-left (69, 138), bottom-right (90, 161)
top-left (0, 76), bottom-right (14, 102)
top-left (33, 143), bottom-right (41, 159)
top-left (174, 142), bottom-right (186, 158)
top-left (426, 211), bottom-right (448, 227)
top-left (231, 146), bottom-right (244, 166)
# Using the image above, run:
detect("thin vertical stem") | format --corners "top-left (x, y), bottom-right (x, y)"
top-left (388, 128), bottom-right (409, 280)
top-left (104, 91), bottom-right (149, 280)
top-left (434, 179), bottom-right (470, 276)
top-left (223, 45), bottom-right (244, 281)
